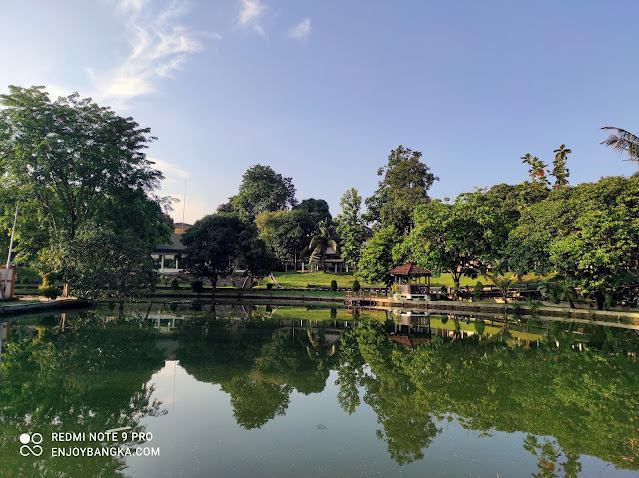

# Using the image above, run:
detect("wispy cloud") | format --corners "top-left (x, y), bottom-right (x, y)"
top-left (288, 18), bottom-right (311, 42)
top-left (150, 157), bottom-right (190, 183)
top-left (89, 0), bottom-right (219, 107)
top-left (237, 0), bottom-right (267, 36)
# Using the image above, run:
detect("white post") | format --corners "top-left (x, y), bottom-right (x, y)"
top-left (2, 203), bottom-right (19, 300)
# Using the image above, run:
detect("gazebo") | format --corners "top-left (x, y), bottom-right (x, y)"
top-left (387, 262), bottom-right (432, 300)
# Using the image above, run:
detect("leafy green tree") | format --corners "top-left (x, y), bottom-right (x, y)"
top-left (357, 225), bottom-right (398, 286)
top-left (0, 85), bottom-right (169, 296)
top-left (0, 313), bottom-right (165, 477)
top-left (232, 164), bottom-right (297, 218)
top-left (365, 145), bottom-right (438, 233)
top-left (41, 226), bottom-right (159, 298)
top-left (255, 209), bottom-right (314, 269)
top-left (293, 198), bottom-right (332, 224)
top-left (552, 144), bottom-right (572, 188)
top-left (509, 176), bottom-right (639, 309)
top-left (601, 126), bottom-right (639, 163)
top-left (304, 219), bottom-right (339, 272)
top-left (521, 153), bottom-right (550, 186)
top-left (335, 188), bottom-right (367, 271)
top-left (398, 200), bottom-right (487, 298)
top-left (182, 213), bottom-right (270, 291)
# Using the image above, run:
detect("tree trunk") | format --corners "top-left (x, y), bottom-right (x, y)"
top-left (62, 282), bottom-right (70, 298)
top-left (594, 291), bottom-right (604, 310)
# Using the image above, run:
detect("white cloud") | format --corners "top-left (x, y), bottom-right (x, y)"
top-left (167, 193), bottom-right (215, 224)
top-left (90, 0), bottom-right (220, 107)
top-left (237, 0), bottom-right (267, 36)
top-left (150, 157), bottom-right (190, 183)
top-left (288, 18), bottom-right (311, 42)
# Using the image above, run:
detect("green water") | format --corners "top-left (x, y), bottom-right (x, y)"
top-left (1, 302), bottom-right (638, 477)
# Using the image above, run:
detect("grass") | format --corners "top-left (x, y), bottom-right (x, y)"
top-left (257, 271), bottom-right (376, 289)
top-left (256, 270), bottom-right (545, 290)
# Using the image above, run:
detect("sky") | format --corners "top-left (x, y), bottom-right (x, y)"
top-left (1, 0), bottom-right (638, 223)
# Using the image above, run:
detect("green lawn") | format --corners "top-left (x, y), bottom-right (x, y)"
top-left (256, 270), bottom-right (545, 290)
top-left (257, 271), bottom-right (376, 289)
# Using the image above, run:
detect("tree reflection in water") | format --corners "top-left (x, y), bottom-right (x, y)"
top-left (3, 304), bottom-right (637, 476)
top-left (0, 312), bottom-right (166, 478)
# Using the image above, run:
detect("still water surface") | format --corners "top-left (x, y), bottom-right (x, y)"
top-left (1, 302), bottom-right (638, 477)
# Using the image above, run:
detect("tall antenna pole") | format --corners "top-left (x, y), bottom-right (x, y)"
top-left (182, 179), bottom-right (186, 229)
top-left (2, 202), bottom-right (19, 299)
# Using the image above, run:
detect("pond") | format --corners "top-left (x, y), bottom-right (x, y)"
top-left (1, 301), bottom-right (638, 477)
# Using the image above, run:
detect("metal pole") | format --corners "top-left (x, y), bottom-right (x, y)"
top-left (2, 202), bottom-right (19, 300)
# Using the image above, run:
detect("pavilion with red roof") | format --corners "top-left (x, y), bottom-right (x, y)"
top-left (387, 262), bottom-right (432, 300)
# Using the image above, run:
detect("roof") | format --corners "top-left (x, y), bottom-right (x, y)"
top-left (153, 233), bottom-right (186, 253)
top-left (387, 262), bottom-right (431, 276)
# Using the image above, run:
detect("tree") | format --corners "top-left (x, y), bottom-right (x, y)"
top-left (0, 85), bottom-right (170, 296)
top-left (181, 213), bottom-right (271, 291)
top-left (552, 144), bottom-right (572, 188)
top-left (304, 219), bottom-right (339, 272)
top-left (232, 165), bottom-right (297, 218)
top-left (521, 153), bottom-right (550, 186)
top-left (365, 146), bottom-right (438, 233)
top-left (255, 209), bottom-right (314, 270)
top-left (601, 126), bottom-right (639, 163)
top-left (335, 188), bottom-right (367, 271)
top-left (293, 198), bottom-right (332, 224)
top-left (398, 199), bottom-right (488, 298)
top-left (509, 176), bottom-right (639, 309)
top-left (357, 226), bottom-right (399, 286)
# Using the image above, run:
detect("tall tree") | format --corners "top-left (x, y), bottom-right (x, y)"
top-left (181, 213), bottom-right (271, 291)
top-left (365, 146), bottom-right (438, 233)
top-left (232, 165), bottom-right (297, 218)
top-left (552, 144), bottom-right (572, 188)
top-left (293, 198), bottom-right (332, 224)
top-left (335, 188), bottom-right (367, 271)
top-left (0, 85), bottom-right (170, 296)
top-left (601, 126), bottom-right (639, 163)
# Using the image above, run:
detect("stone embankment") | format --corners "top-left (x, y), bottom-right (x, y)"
top-left (0, 298), bottom-right (90, 318)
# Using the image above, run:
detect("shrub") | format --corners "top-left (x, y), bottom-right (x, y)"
top-left (330, 280), bottom-right (338, 292)
top-left (330, 307), bottom-right (337, 319)
top-left (39, 285), bottom-right (61, 300)
top-left (473, 281), bottom-right (484, 301)
top-left (266, 283), bottom-right (273, 291)
top-left (170, 279), bottom-right (179, 290)
top-left (352, 279), bottom-right (360, 292)
top-left (190, 280), bottom-right (204, 293)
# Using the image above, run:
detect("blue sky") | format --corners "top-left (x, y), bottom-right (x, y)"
top-left (1, 0), bottom-right (638, 223)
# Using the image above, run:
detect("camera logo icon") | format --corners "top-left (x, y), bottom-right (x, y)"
top-left (19, 433), bottom-right (43, 457)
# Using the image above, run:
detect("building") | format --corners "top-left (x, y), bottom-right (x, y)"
top-left (152, 225), bottom-right (190, 273)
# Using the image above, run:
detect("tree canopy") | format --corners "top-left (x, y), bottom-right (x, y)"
top-left (509, 176), bottom-right (639, 309)
top-left (232, 164), bottom-right (297, 218)
top-left (293, 198), bottom-right (332, 224)
top-left (181, 213), bottom-right (271, 290)
top-left (0, 85), bottom-right (170, 296)
top-left (335, 188), bottom-right (367, 270)
top-left (357, 225), bottom-right (399, 286)
top-left (365, 145), bottom-right (438, 233)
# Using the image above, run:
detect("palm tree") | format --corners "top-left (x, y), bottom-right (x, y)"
top-left (601, 126), bottom-right (639, 163)
top-left (304, 219), bottom-right (339, 272)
